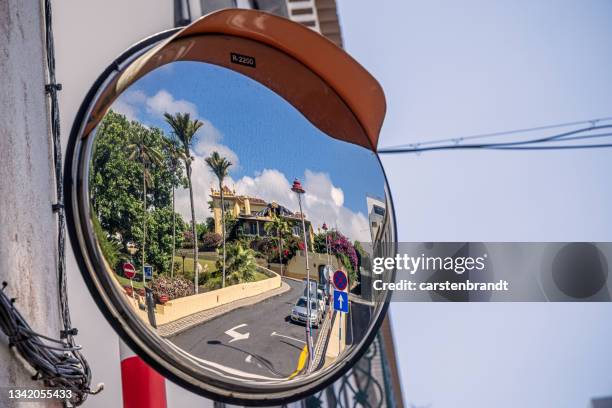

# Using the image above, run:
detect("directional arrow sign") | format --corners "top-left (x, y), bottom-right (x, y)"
top-left (225, 323), bottom-right (250, 343)
top-left (333, 290), bottom-right (348, 313)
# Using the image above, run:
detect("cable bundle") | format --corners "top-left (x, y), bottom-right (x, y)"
top-left (0, 283), bottom-right (100, 405)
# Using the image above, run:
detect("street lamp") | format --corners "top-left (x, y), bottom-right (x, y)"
top-left (291, 178), bottom-right (314, 368)
top-left (126, 242), bottom-right (138, 260)
top-left (126, 242), bottom-right (138, 301)
top-left (322, 222), bottom-right (331, 269)
top-left (322, 222), bottom-right (332, 301)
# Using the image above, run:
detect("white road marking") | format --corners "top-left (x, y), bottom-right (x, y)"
top-left (245, 355), bottom-right (252, 363)
top-left (166, 340), bottom-right (284, 382)
top-left (271, 331), bottom-right (306, 344)
top-left (225, 323), bottom-right (250, 343)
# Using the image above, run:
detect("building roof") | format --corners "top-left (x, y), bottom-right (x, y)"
top-left (210, 186), bottom-right (266, 205)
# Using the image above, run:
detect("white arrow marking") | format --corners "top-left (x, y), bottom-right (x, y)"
top-left (225, 323), bottom-right (250, 343)
top-left (271, 331), bottom-right (305, 344)
top-left (245, 355), bottom-right (252, 363)
top-left (338, 294), bottom-right (344, 309)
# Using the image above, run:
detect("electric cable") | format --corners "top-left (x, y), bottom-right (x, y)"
top-left (379, 122), bottom-right (612, 154)
top-left (380, 116), bottom-right (612, 150)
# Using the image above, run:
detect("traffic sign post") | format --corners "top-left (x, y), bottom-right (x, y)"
top-left (144, 265), bottom-right (153, 280)
top-left (332, 270), bottom-right (349, 355)
top-left (123, 262), bottom-right (136, 300)
top-left (123, 262), bottom-right (136, 279)
top-left (333, 290), bottom-right (348, 313)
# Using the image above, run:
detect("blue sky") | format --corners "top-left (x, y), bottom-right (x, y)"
top-left (112, 61), bottom-right (386, 242)
top-left (336, 0), bottom-right (612, 406)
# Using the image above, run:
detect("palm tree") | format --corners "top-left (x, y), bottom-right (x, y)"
top-left (127, 128), bottom-right (163, 286)
top-left (162, 137), bottom-right (186, 278)
top-left (205, 151), bottom-right (232, 288)
top-left (264, 214), bottom-right (290, 276)
top-left (164, 112), bottom-right (203, 292)
top-left (224, 242), bottom-right (258, 285)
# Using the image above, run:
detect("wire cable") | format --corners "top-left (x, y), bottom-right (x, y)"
top-left (379, 124), bottom-right (612, 155)
top-left (380, 116), bottom-right (612, 151)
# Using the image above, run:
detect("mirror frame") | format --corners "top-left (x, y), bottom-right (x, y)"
top-left (65, 13), bottom-right (397, 405)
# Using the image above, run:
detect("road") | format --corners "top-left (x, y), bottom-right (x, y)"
top-left (169, 278), bottom-right (321, 380)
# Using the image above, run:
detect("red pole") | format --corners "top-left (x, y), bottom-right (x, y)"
top-left (119, 340), bottom-right (167, 408)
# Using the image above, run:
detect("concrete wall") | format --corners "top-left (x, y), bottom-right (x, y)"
top-left (127, 269), bottom-right (281, 326)
top-left (0, 1), bottom-right (62, 406)
top-left (283, 251), bottom-right (340, 280)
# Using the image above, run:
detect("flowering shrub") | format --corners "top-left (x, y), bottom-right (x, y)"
top-left (150, 276), bottom-right (194, 301)
top-left (182, 231), bottom-right (195, 248)
top-left (329, 231), bottom-right (358, 272)
top-left (200, 232), bottom-right (222, 250)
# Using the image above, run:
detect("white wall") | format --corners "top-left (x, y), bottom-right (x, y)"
top-left (53, 2), bottom-right (213, 406)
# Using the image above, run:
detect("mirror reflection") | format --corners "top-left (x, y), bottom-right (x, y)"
top-left (89, 61), bottom-right (392, 384)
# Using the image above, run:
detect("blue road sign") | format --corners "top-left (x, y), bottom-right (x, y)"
top-left (144, 265), bottom-right (153, 279)
top-left (333, 290), bottom-right (348, 313)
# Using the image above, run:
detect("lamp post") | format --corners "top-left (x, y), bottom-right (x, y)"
top-left (322, 222), bottom-right (332, 301)
top-left (322, 222), bottom-right (331, 269)
top-left (291, 178), bottom-right (313, 368)
top-left (126, 242), bottom-right (138, 261)
top-left (126, 242), bottom-right (138, 301)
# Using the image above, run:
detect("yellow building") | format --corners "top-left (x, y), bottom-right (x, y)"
top-left (209, 186), bottom-right (315, 244)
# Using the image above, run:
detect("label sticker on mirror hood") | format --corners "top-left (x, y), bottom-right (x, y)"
top-left (230, 52), bottom-right (256, 68)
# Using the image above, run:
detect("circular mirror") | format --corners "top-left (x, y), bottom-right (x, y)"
top-left (65, 10), bottom-right (396, 405)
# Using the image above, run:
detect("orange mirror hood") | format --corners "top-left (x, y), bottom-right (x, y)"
top-left (86, 9), bottom-right (386, 151)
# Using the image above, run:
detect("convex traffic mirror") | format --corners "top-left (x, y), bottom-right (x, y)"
top-left (65, 9), bottom-right (396, 405)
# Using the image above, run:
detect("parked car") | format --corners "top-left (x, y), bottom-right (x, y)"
top-left (304, 287), bottom-right (326, 314)
top-left (291, 296), bottom-right (322, 327)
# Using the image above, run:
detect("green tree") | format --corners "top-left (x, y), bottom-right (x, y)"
top-left (205, 151), bottom-right (233, 288)
top-left (264, 214), bottom-right (290, 275)
top-left (128, 127), bottom-right (163, 284)
top-left (313, 232), bottom-right (328, 254)
top-left (90, 110), bottom-right (186, 275)
top-left (164, 112), bottom-right (204, 293)
top-left (205, 216), bottom-right (215, 233)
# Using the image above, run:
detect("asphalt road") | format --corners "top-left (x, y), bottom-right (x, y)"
top-left (169, 278), bottom-right (320, 380)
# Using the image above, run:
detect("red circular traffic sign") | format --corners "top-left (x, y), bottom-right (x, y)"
top-left (332, 270), bottom-right (348, 291)
top-left (123, 262), bottom-right (136, 279)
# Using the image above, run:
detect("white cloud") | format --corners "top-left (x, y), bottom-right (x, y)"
top-left (145, 90), bottom-right (199, 118)
top-left (112, 89), bottom-right (198, 122)
top-left (234, 169), bottom-right (370, 242)
top-left (191, 120), bottom-right (240, 171)
top-left (112, 90), bottom-right (146, 121)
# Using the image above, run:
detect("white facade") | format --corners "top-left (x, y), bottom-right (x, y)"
top-left (366, 195), bottom-right (387, 242)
